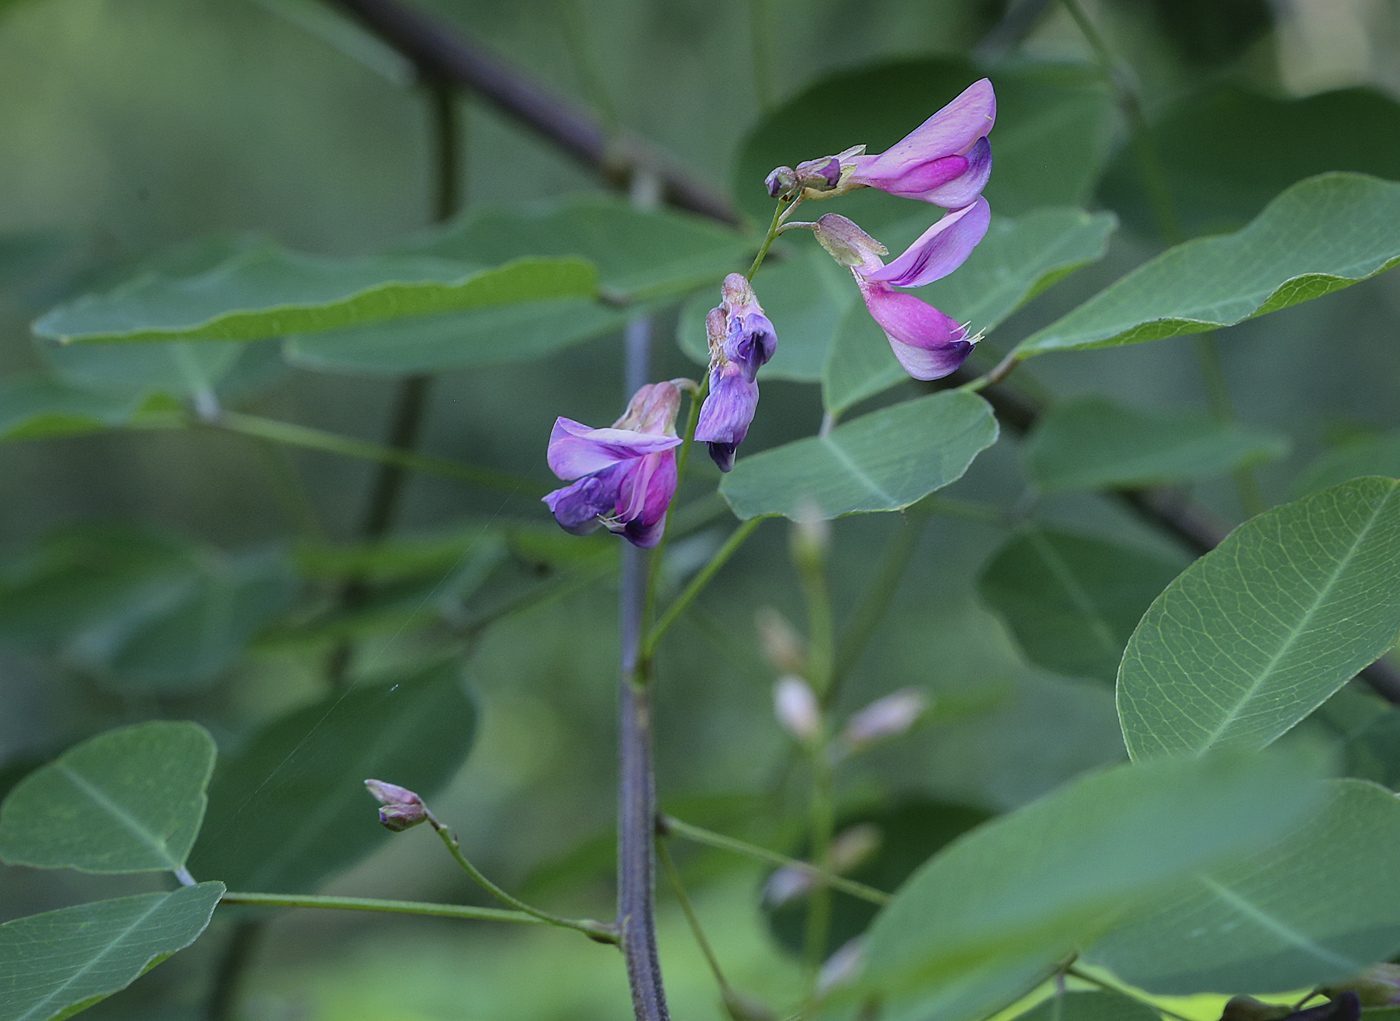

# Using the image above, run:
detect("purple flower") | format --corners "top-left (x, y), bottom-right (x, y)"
top-left (771, 79), bottom-right (995, 208)
top-left (694, 274), bottom-right (777, 471)
top-left (543, 382), bottom-right (684, 549)
top-left (812, 201), bottom-right (990, 380)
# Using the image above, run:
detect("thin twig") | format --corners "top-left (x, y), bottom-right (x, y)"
top-left (219, 890), bottom-right (542, 925)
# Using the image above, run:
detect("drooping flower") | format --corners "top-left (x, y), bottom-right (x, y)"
top-left (543, 381), bottom-right (684, 548)
top-left (812, 200), bottom-right (990, 380)
top-left (695, 273), bottom-right (777, 471)
top-left (768, 79), bottom-right (995, 209)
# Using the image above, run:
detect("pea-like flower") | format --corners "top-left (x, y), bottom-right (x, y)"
top-left (769, 79), bottom-right (995, 209)
top-left (543, 381), bottom-right (684, 548)
top-left (695, 274), bottom-right (777, 472)
top-left (813, 200), bottom-right (990, 380)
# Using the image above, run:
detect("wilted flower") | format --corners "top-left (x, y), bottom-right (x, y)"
top-left (812, 203), bottom-right (989, 380)
top-left (695, 274), bottom-right (777, 471)
top-left (770, 79), bottom-right (995, 208)
top-left (365, 778), bottom-right (429, 832)
top-left (543, 381), bottom-right (684, 548)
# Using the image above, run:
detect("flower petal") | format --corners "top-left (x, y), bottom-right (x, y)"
top-left (921, 136), bottom-right (992, 208)
top-left (542, 463), bottom-right (627, 534)
top-left (618, 451), bottom-right (677, 548)
top-left (852, 79), bottom-right (996, 183)
top-left (546, 418), bottom-right (682, 480)
top-left (862, 197), bottom-right (991, 289)
top-left (859, 279), bottom-right (976, 381)
top-left (886, 335), bottom-right (977, 380)
top-left (696, 371), bottom-right (761, 471)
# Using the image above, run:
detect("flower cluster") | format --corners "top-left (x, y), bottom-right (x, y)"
top-left (776, 78), bottom-right (996, 380)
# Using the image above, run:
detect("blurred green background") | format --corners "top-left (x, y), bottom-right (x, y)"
top-left (3, 0), bottom-right (1400, 1018)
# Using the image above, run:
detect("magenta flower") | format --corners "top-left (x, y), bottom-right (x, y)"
top-left (812, 200), bottom-right (989, 380)
top-left (771, 79), bottom-right (995, 209)
top-left (543, 382), bottom-right (684, 548)
top-left (695, 274), bottom-right (777, 471)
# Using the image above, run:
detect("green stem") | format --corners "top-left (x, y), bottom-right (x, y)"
top-left (1065, 966), bottom-right (1192, 1021)
top-left (643, 378), bottom-right (708, 633)
top-left (643, 516), bottom-right (765, 659)
top-left (209, 411), bottom-right (544, 498)
top-left (429, 817), bottom-right (618, 942)
top-left (796, 537), bottom-right (834, 700)
top-left (657, 838), bottom-right (733, 994)
top-left (747, 198), bottom-right (791, 280)
top-left (659, 815), bottom-right (890, 906)
top-left (801, 743), bottom-right (836, 978)
top-left (219, 890), bottom-right (543, 925)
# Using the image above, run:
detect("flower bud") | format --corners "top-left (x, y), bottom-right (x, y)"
top-left (811, 214), bottom-right (888, 273)
top-left (774, 675), bottom-right (820, 742)
top-left (365, 778), bottom-right (428, 832)
top-left (1324, 964), bottom-right (1400, 1007)
top-left (755, 606), bottom-right (806, 675)
top-left (765, 165), bottom-right (799, 200)
top-left (789, 502), bottom-right (830, 569)
top-left (840, 689), bottom-right (929, 752)
top-left (761, 863), bottom-right (814, 907)
top-left (817, 938), bottom-right (866, 994)
top-left (828, 823), bottom-right (881, 874)
top-left (1221, 998), bottom-right (1293, 1021)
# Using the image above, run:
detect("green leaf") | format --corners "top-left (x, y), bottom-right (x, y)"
top-left (187, 661), bottom-right (476, 893)
top-left (1118, 478), bottom-right (1400, 760)
top-left (1085, 780), bottom-right (1400, 994)
top-left (0, 377), bottom-right (171, 442)
top-left (842, 749), bottom-right (1326, 1021)
top-left (720, 391), bottom-right (998, 521)
top-left (1297, 432), bottom-right (1400, 496)
top-left (1017, 174), bottom-right (1400, 357)
top-left (0, 721), bottom-right (216, 873)
top-left (822, 209), bottom-right (1117, 414)
top-left (32, 246), bottom-right (597, 344)
top-left (978, 528), bottom-right (1187, 685)
top-left (0, 882), bottom-right (224, 1021)
top-left (40, 339), bottom-right (241, 397)
top-left (734, 58), bottom-right (1115, 226)
top-left (1100, 87), bottom-right (1400, 239)
top-left (1024, 398), bottom-right (1290, 492)
top-left (1009, 991), bottom-right (1162, 1021)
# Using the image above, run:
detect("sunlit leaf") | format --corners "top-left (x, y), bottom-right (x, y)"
top-left (0, 721), bottom-right (216, 873)
top-left (720, 391), bottom-right (998, 520)
top-left (1118, 477), bottom-right (1400, 760)
top-left (1017, 174), bottom-right (1400, 357)
top-left (1025, 397), bottom-right (1289, 492)
top-left (0, 883), bottom-right (224, 1021)
top-left (979, 528), bottom-right (1186, 685)
top-left (187, 661), bottom-right (476, 893)
top-left (1086, 780), bottom-right (1400, 993)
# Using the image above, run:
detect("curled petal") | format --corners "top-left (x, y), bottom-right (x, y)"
top-left (725, 311), bottom-right (777, 380)
top-left (922, 136), bottom-right (992, 209)
top-left (863, 197), bottom-right (991, 289)
top-left (542, 463), bottom-right (627, 534)
top-left (546, 418), bottom-right (682, 480)
top-left (850, 79), bottom-right (995, 191)
top-left (617, 451), bottom-right (677, 548)
top-left (695, 371), bottom-right (760, 472)
top-left (859, 280), bottom-right (976, 381)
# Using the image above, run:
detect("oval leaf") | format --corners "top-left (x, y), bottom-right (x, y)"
top-left (187, 661), bottom-right (476, 893)
top-left (842, 749), bottom-right (1326, 1021)
top-left (1085, 780), bottom-right (1400, 994)
top-left (33, 248), bottom-right (597, 344)
top-left (1017, 174), bottom-right (1400, 357)
top-left (1118, 477), bottom-right (1400, 760)
top-left (0, 882), bottom-right (224, 1021)
top-left (0, 721), bottom-right (217, 873)
top-left (720, 391), bottom-right (998, 521)
top-left (1025, 397), bottom-right (1290, 492)
top-left (978, 528), bottom-right (1187, 685)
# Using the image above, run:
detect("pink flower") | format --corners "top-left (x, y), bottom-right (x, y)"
top-left (812, 200), bottom-right (990, 380)
top-left (543, 382), bottom-right (684, 549)
top-left (694, 274), bottom-right (777, 471)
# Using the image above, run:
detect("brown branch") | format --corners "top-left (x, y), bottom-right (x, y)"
top-left (324, 0), bottom-right (741, 225)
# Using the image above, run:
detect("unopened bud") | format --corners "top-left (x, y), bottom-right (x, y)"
top-left (1324, 965), bottom-right (1400, 1007)
top-left (765, 166), bottom-right (799, 200)
top-left (756, 606), bottom-right (806, 675)
top-left (840, 689), bottom-right (929, 752)
top-left (1220, 998), bottom-right (1294, 1021)
top-left (774, 675), bottom-right (821, 742)
top-left (761, 863), bottom-right (814, 907)
top-left (828, 823), bottom-right (881, 874)
top-left (789, 502), bottom-right (830, 567)
top-left (817, 938), bottom-right (866, 994)
top-left (365, 778), bottom-right (428, 832)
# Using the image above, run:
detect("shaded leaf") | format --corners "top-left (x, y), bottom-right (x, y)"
top-left (979, 528), bottom-right (1186, 685)
top-left (1010, 990), bottom-right (1162, 1021)
top-left (1297, 433), bottom-right (1400, 497)
top-left (187, 661), bottom-right (476, 893)
top-left (1017, 175), bottom-right (1400, 357)
top-left (1100, 87), bottom-right (1400, 238)
top-left (720, 391), bottom-right (998, 521)
top-left (840, 749), bottom-right (1326, 1021)
top-left (33, 246), bottom-right (596, 344)
top-left (0, 721), bottom-right (216, 873)
top-left (821, 209), bottom-right (1116, 413)
top-left (0, 377), bottom-right (172, 442)
top-left (1086, 780), bottom-right (1400, 994)
top-left (1118, 478), bottom-right (1400, 760)
top-left (39, 339), bottom-right (241, 398)
top-left (1025, 397), bottom-right (1289, 492)
top-left (0, 882), bottom-right (224, 1021)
